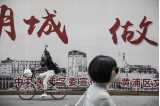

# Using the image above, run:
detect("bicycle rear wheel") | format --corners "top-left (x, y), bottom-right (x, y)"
top-left (17, 82), bottom-right (36, 100)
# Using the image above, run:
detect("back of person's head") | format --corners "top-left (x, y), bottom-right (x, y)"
top-left (44, 49), bottom-right (50, 56)
top-left (88, 55), bottom-right (118, 83)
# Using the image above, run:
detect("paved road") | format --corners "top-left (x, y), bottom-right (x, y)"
top-left (0, 95), bottom-right (158, 106)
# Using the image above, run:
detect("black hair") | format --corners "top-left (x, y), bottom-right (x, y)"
top-left (88, 55), bottom-right (118, 83)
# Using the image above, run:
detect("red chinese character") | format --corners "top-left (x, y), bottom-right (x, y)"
top-left (25, 77), bottom-right (32, 83)
top-left (109, 18), bottom-right (120, 44)
top-left (109, 16), bottom-right (158, 46)
top-left (134, 16), bottom-right (158, 46)
top-left (68, 77), bottom-right (78, 87)
top-left (152, 79), bottom-right (159, 88)
top-left (36, 79), bottom-right (43, 90)
top-left (121, 78), bottom-right (130, 87)
top-left (0, 5), bottom-right (16, 41)
top-left (56, 77), bottom-right (66, 86)
top-left (24, 16), bottom-right (40, 35)
top-left (131, 79), bottom-right (141, 87)
top-left (37, 9), bottom-right (68, 44)
top-left (121, 21), bottom-right (134, 42)
top-left (143, 79), bottom-right (151, 88)
top-left (79, 77), bottom-right (89, 87)
top-left (49, 77), bottom-right (56, 84)
top-left (15, 77), bottom-right (23, 87)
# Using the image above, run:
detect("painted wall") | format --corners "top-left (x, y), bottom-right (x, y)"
top-left (0, 0), bottom-right (158, 69)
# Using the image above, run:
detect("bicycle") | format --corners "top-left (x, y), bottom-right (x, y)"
top-left (17, 68), bottom-right (67, 100)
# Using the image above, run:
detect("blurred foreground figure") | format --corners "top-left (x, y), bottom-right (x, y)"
top-left (75, 55), bottom-right (119, 106)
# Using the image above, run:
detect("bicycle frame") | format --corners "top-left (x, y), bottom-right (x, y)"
top-left (17, 69), bottom-right (67, 100)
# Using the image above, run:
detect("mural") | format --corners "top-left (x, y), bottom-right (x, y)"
top-left (0, 0), bottom-right (158, 96)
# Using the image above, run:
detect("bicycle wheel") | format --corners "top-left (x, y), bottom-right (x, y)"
top-left (17, 82), bottom-right (36, 100)
top-left (50, 72), bottom-right (67, 100)
top-left (49, 87), bottom-right (67, 100)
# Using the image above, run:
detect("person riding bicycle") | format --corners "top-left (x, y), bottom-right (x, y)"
top-left (39, 45), bottom-right (60, 98)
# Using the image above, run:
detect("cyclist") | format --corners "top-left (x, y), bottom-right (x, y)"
top-left (39, 45), bottom-right (60, 98)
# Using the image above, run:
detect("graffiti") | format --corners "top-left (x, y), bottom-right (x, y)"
top-left (0, 5), bottom-right (16, 41)
top-left (1, 4), bottom-right (158, 46)
top-left (24, 9), bottom-right (68, 44)
top-left (0, 4), bottom-right (69, 44)
top-left (109, 16), bottom-right (158, 46)
top-left (24, 16), bottom-right (40, 35)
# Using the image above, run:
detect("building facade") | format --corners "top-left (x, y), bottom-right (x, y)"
top-left (0, 58), bottom-right (41, 89)
top-left (68, 50), bottom-right (87, 77)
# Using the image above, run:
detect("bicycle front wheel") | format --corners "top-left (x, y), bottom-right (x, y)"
top-left (50, 88), bottom-right (67, 100)
top-left (17, 82), bottom-right (36, 100)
